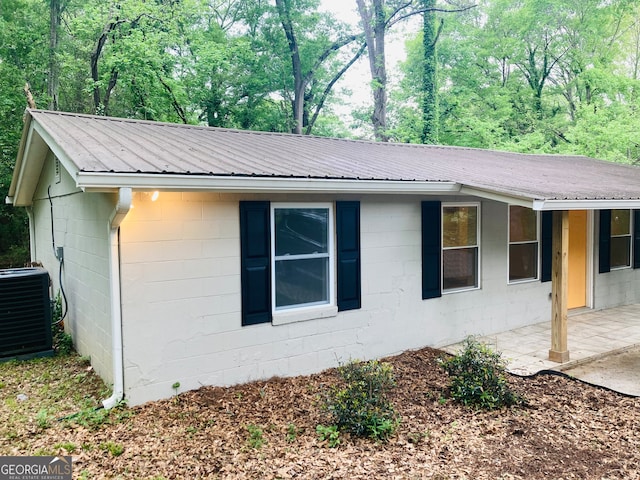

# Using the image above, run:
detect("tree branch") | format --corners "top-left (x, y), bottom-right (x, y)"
top-left (387, 4), bottom-right (477, 29)
top-left (305, 43), bottom-right (367, 134)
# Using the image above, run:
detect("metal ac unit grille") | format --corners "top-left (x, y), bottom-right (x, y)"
top-left (0, 267), bottom-right (53, 359)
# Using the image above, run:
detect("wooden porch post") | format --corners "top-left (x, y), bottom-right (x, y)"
top-left (549, 210), bottom-right (570, 363)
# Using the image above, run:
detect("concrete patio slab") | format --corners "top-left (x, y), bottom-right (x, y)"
top-left (557, 345), bottom-right (640, 396)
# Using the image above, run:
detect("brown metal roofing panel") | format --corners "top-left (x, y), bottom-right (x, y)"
top-left (28, 110), bottom-right (640, 201)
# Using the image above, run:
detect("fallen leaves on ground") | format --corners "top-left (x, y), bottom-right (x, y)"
top-left (1, 347), bottom-right (639, 479)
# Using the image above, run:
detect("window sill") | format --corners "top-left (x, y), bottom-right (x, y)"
top-left (508, 277), bottom-right (539, 285)
top-left (610, 265), bottom-right (631, 271)
top-left (272, 305), bottom-right (338, 326)
top-left (442, 286), bottom-right (480, 295)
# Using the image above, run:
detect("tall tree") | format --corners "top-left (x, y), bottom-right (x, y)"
top-left (48, 0), bottom-right (62, 110)
top-left (0, 0), bottom-right (49, 266)
top-left (356, 0), bottom-right (474, 142)
top-left (356, 0), bottom-right (389, 141)
top-left (274, 0), bottom-right (363, 134)
top-left (421, 0), bottom-right (441, 144)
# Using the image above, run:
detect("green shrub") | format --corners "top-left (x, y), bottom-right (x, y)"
top-left (322, 359), bottom-right (399, 441)
top-left (316, 424), bottom-right (340, 448)
top-left (245, 424), bottom-right (265, 449)
top-left (439, 337), bottom-right (525, 410)
top-left (101, 441), bottom-right (124, 456)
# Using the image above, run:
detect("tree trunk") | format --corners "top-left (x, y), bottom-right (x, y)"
top-left (356, 0), bottom-right (389, 142)
top-left (48, 0), bottom-right (61, 110)
top-left (421, 0), bottom-right (438, 144)
top-left (275, 0), bottom-right (305, 134)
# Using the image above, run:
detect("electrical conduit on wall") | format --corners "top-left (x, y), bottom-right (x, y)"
top-left (102, 188), bottom-right (132, 409)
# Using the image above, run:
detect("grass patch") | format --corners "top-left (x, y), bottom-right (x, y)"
top-left (0, 354), bottom-right (112, 452)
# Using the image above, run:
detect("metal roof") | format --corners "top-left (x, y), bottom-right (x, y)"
top-left (8, 109), bottom-right (640, 210)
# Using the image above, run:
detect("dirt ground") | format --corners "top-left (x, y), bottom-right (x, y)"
top-left (2, 347), bottom-right (640, 479)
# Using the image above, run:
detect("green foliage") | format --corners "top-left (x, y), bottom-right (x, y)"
top-left (286, 423), bottom-right (298, 443)
top-left (101, 441), bottom-right (124, 457)
top-left (51, 292), bottom-right (73, 356)
top-left (54, 442), bottom-right (77, 453)
top-left (321, 359), bottom-right (399, 441)
top-left (245, 424), bottom-right (265, 449)
top-left (66, 406), bottom-right (112, 430)
top-left (316, 424), bottom-right (340, 448)
top-left (36, 408), bottom-right (50, 429)
top-left (439, 337), bottom-right (524, 410)
top-left (393, 0), bottom-right (640, 162)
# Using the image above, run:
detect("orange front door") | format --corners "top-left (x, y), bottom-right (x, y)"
top-left (568, 210), bottom-right (588, 309)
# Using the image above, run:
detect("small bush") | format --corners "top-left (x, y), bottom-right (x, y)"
top-left (316, 424), bottom-right (340, 448)
top-left (322, 359), bottom-right (399, 441)
top-left (246, 424), bottom-right (265, 449)
top-left (439, 337), bottom-right (524, 410)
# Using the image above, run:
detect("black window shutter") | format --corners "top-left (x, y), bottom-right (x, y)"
top-left (422, 201), bottom-right (442, 299)
top-left (239, 201), bottom-right (272, 325)
top-left (541, 211), bottom-right (553, 282)
top-left (336, 201), bottom-right (361, 311)
top-left (634, 210), bottom-right (640, 269)
top-left (599, 209), bottom-right (611, 274)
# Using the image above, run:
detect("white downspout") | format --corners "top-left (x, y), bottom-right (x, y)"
top-left (102, 188), bottom-right (132, 409)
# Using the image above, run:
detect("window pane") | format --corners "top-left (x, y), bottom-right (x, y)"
top-left (509, 243), bottom-right (538, 281)
top-left (611, 209), bottom-right (631, 236)
top-left (443, 206), bottom-right (477, 248)
top-left (275, 208), bottom-right (328, 256)
top-left (443, 247), bottom-right (478, 290)
top-left (611, 236), bottom-right (631, 268)
top-left (275, 257), bottom-right (329, 308)
top-left (509, 206), bottom-right (537, 243)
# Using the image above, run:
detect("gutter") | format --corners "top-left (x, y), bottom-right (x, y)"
top-left (76, 172), bottom-right (461, 195)
top-left (532, 199), bottom-right (640, 211)
top-left (102, 187), bottom-right (132, 409)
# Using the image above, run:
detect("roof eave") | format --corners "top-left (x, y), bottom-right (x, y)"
top-left (8, 110), bottom-right (81, 207)
top-left (459, 186), bottom-right (536, 208)
top-left (533, 199), bottom-right (640, 211)
top-left (76, 172), bottom-right (462, 195)
top-left (7, 111), bottom-right (33, 205)
top-left (9, 114), bottom-right (52, 207)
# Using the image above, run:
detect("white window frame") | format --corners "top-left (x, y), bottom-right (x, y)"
top-left (611, 209), bottom-right (632, 270)
top-left (442, 202), bottom-right (481, 294)
top-left (507, 206), bottom-right (540, 284)
top-left (270, 203), bottom-right (336, 319)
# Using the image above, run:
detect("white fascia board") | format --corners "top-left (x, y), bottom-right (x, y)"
top-left (32, 122), bottom-right (79, 179)
top-left (11, 126), bottom-right (51, 206)
top-left (459, 186), bottom-right (535, 208)
top-left (533, 199), bottom-right (640, 211)
top-left (76, 172), bottom-right (462, 195)
top-left (8, 126), bottom-right (34, 205)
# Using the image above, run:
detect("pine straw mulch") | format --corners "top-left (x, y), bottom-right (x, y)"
top-left (2, 347), bottom-right (640, 479)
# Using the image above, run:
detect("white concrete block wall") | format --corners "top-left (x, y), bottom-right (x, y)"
top-left (30, 153), bottom-right (115, 383)
top-left (23, 160), bottom-right (640, 407)
top-left (119, 192), bottom-right (558, 405)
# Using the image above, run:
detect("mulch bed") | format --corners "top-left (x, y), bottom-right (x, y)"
top-left (2, 347), bottom-right (639, 479)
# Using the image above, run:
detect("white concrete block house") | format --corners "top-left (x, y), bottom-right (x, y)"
top-left (8, 110), bottom-right (640, 406)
